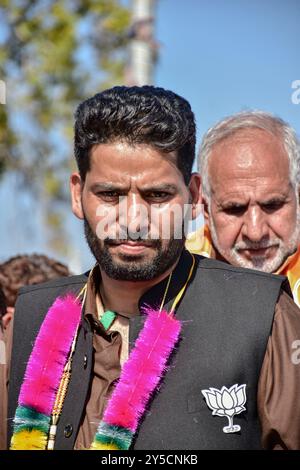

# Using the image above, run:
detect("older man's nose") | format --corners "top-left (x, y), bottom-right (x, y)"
top-left (241, 206), bottom-right (269, 242)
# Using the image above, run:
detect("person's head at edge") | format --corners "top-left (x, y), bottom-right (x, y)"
top-left (70, 85), bottom-right (201, 285)
top-left (0, 287), bottom-right (6, 330)
top-left (199, 111), bottom-right (300, 273)
top-left (0, 254), bottom-right (71, 328)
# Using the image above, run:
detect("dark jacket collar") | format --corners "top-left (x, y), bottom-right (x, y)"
top-left (139, 249), bottom-right (196, 313)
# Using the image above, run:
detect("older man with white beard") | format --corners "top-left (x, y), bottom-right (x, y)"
top-left (186, 111), bottom-right (300, 304)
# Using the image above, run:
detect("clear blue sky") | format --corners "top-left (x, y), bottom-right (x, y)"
top-left (156, 0), bottom-right (300, 145)
top-left (1, 0), bottom-right (300, 271)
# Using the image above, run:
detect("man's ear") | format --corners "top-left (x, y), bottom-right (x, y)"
top-left (203, 195), bottom-right (210, 225)
top-left (70, 172), bottom-right (84, 220)
top-left (188, 172), bottom-right (203, 220)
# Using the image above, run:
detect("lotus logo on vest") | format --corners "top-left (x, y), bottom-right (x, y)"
top-left (201, 384), bottom-right (247, 433)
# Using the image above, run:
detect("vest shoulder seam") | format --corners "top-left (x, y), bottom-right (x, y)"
top-left (17, 276), bottom-right (87, 296)
top-left (196, 260), bottom-right (285, 281)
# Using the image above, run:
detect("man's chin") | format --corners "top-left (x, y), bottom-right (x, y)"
top-left (97, 245), bottom-right (162, 281)
top-left (100, 259), bottom-right (162, 282)
top-left (232, 252), bottom-right (285, 273)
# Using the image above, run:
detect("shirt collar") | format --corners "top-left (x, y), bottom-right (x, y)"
top-left (84, 264), bottom-right (101, 320)
top-left (83, 249), bottom-right (195, 320)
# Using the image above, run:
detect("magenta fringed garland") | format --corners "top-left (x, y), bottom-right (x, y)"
top-left (10, 294), bottom-right (82, 449)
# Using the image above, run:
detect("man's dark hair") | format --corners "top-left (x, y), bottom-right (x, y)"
top-left (74, 85), bottom-right (196, 184)
top-left (0, 254), bottom-right (71, 307)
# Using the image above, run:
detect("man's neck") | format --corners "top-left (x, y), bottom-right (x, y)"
top-left (99, 262), bottom-right (179, 317)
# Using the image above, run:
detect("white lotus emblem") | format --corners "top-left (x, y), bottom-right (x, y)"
top-left (201, 384), bottom-right (247, 433)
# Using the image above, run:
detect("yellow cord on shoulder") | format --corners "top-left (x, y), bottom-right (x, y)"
top-left (76, 283), bottom-right (87, 302)
top-left (159, 271), bottom-right (173, 312)
top-left (170, 254), bottom-right (195, 313)
top-left (159, 254), bottom-right (195, 314)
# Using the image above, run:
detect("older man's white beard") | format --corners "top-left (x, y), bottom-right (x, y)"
top-left (209, 214), bottom-right (300, 273)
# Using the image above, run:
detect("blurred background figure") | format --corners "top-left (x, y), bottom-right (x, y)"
top-left (0, 287), bottom-right (6, 363)
top-left (0, 254), bottom-right (71, 328)
top-left (0, 287), bottom-right (6, 330)
top-left (0, 254), bottom-right (70, 449)
top-left (0, 285), bottom-right (7, 449)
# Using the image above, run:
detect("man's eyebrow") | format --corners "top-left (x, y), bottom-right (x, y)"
top-left (261, 195), bottom-right (288, 203)
top-left (90, 183), bottom-right (127, 191)
top-left (219, 195), bottom-right (289, 209)
top-left (220, 201), bottom-right (248, 208)
top-left (141, 184), bottom-right (178, 192)
top-left (90, 182), bottom-right (179, 193)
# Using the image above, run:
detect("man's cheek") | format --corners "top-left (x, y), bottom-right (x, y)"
top-left (95, 205), bottom-right (119, 240)
top-left (275, 218), bottom-right (296, 240)
top-left (149, 205), bottom-right (171, 240)
top-left (219, 227), bottom-right (239, 252)
top-left (149, 222), bottom-right (160, 240)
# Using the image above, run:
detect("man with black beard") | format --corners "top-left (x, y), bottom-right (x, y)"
top-left (5, 87), bottom-right (300, 450)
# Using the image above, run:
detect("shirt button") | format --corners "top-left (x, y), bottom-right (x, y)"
top-left (64, 424), bottom-right (73, 438)
top-left (83, 355), bottom-right (88, 369)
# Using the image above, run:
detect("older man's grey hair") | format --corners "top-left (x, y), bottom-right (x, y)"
top-left (199, 110), bottom-right (300, 198)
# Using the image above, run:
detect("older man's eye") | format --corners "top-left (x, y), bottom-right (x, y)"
top-left (223, 205), bottom-right (246, 215)
top-left (262, 200), bottom-right (285, 212)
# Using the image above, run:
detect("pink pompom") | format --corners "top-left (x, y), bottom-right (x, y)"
top-left (19, 294), bottom-right (82, 415)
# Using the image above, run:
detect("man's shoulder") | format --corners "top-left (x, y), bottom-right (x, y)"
top-left (15, 273), bottom-right (90, 312)
top-left (189, 254), bottom-right (293, 306)
top-left (194, 254), bottom-right (287, 283)
top-left (13, 272), bottom-right (90, 329)
top-left (17, 272), bottom-right (89, 297)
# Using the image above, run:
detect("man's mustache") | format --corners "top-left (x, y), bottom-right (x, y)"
top-left (104, 237), bottom-right (161, 248)
top-left (235, 238), bottom-right (280, 251)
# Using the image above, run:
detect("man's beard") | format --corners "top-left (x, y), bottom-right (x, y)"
top-left (84, 218), bottom-right (185, 281)
top-left (209, 212), bottom-right (300, 273)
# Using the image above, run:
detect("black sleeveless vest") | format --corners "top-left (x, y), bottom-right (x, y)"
top-left (8, 252), bottom-right (289, 449)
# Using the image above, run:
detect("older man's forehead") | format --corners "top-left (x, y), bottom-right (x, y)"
top-left (209, 129), bottom-right (291, 186)
top-left (210, 173), bottom-right (294, 204)
top-left (212, 126), bottom-right (284, 147)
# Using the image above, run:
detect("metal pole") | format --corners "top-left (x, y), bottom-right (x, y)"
top-left (127, 0), bottom-right (157, 85)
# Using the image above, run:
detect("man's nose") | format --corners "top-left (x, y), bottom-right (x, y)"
top-left (241, 206), bottom-right (269, 242)
top-left (123, 194), bottom-right (149, 238)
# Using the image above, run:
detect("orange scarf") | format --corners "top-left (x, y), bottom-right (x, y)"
top-left (186, 225), bottom-right (300, 306)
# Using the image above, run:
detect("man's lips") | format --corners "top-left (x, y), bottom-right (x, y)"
top-left (107, 240), bottom-right (155, 254)
top-left (107, 240), bottom-right (154, 246)
top-left (237, 245), bottom-right (278, 258)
